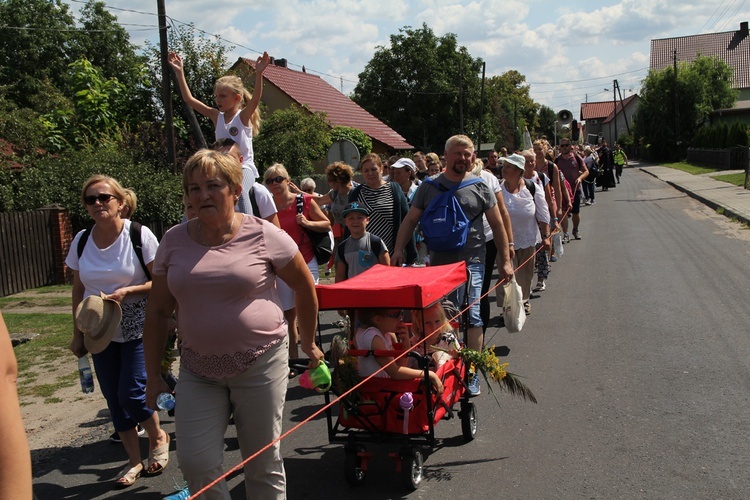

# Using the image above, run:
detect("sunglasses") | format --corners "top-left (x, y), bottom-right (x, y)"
top-left (560, 144), bottom-right (571, 148)
top-left (384, 311), bottom-right (402, 320)
top-left (84, 194), bottom-right (118, 205)
top-left (265, 176), bottom-right (286, 185)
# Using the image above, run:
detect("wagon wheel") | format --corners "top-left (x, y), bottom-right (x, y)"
top-left (460, 401), bottom-right (477, 441)
top-left (399, 448), bottom-right (424, 491)
top-left (344, 445), bottom-right (367, 486)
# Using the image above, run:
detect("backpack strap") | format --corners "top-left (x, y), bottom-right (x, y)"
top-left (77, 223), bottom-right (151, 281)
top-left (76, 228), bottom-right (92, 259)
top-left (523, 178), bottom-right (536, 197)
top-left (129, 222), bottom-right (151, 281)
top-left (249, 184), bottom-right (260, 218)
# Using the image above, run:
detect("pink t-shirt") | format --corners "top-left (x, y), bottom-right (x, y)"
top-left (277, 194), bottom-right (315, 263)
top-left (153, 215), bottom-right (298, 379)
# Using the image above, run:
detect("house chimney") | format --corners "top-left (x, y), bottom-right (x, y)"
top-left (274, 58), bottom-right (287, 68)
top-left (741, 22), bottom-right (748, 35)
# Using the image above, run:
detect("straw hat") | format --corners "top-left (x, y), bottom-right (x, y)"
top-left (75, 292), bottom-right (121, 354)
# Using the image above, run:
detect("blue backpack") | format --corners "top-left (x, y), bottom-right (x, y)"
top-left (419, 177), bottom-right (484, 253)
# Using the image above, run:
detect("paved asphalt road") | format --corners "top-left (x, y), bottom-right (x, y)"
top-left (32, 166), bottom-right (750, 499)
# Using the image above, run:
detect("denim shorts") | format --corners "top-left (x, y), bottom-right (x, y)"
top-left (454, 262), bottom-right (484, 328)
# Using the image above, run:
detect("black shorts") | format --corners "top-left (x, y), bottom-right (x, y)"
top-left (571, 189), bottom-right (582, 215)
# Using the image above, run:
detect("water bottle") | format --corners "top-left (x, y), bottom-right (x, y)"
top-left (78, 355), bottom-right (94, 394)
top-left (156, 392), bottom-right (175, 411)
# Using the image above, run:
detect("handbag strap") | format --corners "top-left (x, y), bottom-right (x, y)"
top-left (295, 193), bottom-right (305, 215)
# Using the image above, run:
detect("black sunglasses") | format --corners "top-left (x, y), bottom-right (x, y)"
top-left (384, 311), bottom-right (403, 320)
top-left (265, 176), bottom-right (286, 185)
top-left (84, 194), bottom-right (118, 205)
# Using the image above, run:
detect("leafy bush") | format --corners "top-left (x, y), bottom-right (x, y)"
top-left (5, 145), bottom-right (183, 229)
top-left (330, 126), bottom-right (372, 158)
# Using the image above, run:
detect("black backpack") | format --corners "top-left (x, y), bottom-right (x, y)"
top-left (76, 222), bottom-right (151, 281)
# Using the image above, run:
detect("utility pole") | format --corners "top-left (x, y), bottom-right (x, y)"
top-left (673, 48), bottom-right (679, 147)
top-left (477, 62), bottom-right (486, 153)
top-left (458, 61), bottom-right (464, 134)
top-left (615, 80), bottom-right (631, 135)
top-left (612, 80), bottom-right (617, 145)
top-left (157, 0), bottom-right (176, 170)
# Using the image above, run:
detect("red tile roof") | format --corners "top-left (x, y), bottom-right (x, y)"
top-left (237, 58), bottom-right (413, 150)
top-left (650, 22), bottom-right (750, 89)
top-left (581, 94), bottom-right (638, 123)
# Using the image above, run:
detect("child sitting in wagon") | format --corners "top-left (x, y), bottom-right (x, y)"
top-left (353, 308), bottom-right (443, 393)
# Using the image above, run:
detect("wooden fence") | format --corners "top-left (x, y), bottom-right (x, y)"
top-left (1, 208), bottom-right (172, 297)
top-left (0, 210), bottom-right (57, 297)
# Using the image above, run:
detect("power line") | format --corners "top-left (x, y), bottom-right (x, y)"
top-left (527, 67), bottom-right (648, 85)
top-left (715, 0), bottom-right (746, 32)
top-left (0, 25), bottom-right (155, 32)
top-left (698, 0), bottom-right (728, 33)
top-left (67, 0), bottom-right (157, 17)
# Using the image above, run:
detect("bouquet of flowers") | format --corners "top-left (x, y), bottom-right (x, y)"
top-left (432, 345), bottom-right (537, 405)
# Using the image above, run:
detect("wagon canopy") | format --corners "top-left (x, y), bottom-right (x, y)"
top-left (315, 263), bottom-right (467, 310)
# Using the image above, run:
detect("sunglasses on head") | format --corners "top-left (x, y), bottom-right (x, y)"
top-left (265, 176), bottom-right (286, 185)
top-left (84, 194), bottom-right (118, 205)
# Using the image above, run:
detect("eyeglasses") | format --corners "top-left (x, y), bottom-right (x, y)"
top-left (265, 176), bottom-right (286, 185)
top-left (84, 194), bottom-right (118, 205)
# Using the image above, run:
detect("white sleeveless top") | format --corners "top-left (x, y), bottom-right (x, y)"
top-left (215, 111), bottom-right (258, 180)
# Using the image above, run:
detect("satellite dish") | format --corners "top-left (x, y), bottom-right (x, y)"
top-left (326, 139), bottom-right (360, 170)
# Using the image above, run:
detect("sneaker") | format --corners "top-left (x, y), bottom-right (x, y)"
top-left (563, 232), bottom-right (570, 244)
top-left (467, 373), bottom-right (481, 397)
top-left (109, 425), bottom-right (145, 443)
top-left (549, 255), bottom-right (558, 262)
top-left (523, 301), bottom-right (531, 316)
top-left (533, 280), bottom-right (546, 292)
top-left (164, 487), bottom-right (191, 500)
top-left (572, 229), bottom-right (581, 240)
top-left (590, 200), bottom-right (596, 205)
top-left (584, 200), bottom-right (592, 206)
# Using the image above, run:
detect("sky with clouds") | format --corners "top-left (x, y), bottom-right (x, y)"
top-left (67, 0), bottom-right (746, 117)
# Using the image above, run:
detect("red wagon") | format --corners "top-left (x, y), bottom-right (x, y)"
top-left (315, 262), bottom-right (477, 490)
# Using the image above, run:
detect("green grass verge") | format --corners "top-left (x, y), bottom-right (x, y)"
top-left (0, 295), bottom-right (71, 309)
top-left (6, 313), bottom-right (78, 399)
top-left (663, 162), bottom-right (718, 175)
top-left (713, 173), bottom-right (747, 187)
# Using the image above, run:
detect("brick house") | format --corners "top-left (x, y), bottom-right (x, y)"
top-left (580, 94), bottom-right (640, 146)
top-left (229, 57), bottom-right (413, 169)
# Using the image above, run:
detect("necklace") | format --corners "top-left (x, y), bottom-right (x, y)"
top-left (197, 214), bottom-right (236, 247)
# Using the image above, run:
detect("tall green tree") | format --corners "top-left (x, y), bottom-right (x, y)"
top-left (0, 0), bottom-right (78, 109)
top-left (634, 55), bottom-right (737, 161)
top-left (482, 71), bottom-right (540, 150)
top-left (76, 1), bottom-right (150, 124)
top-left (537, 105), bottom-right (556, 142)
top-left (352, 23), bottom-right (482, 152)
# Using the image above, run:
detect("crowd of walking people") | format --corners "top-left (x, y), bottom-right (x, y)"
top-left (54, 49), bottom-right (628, 499)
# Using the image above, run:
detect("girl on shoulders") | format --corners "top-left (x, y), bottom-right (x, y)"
top-left (168, 50), bottom-right (270, 181)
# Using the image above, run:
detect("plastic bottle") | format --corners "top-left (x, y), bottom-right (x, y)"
top-left (298, 363), bottom-right (332, 393)
top-left (156, 392), bottom-right (175, 411)
top-left (400, 392), bottom-right (414, 434)
top-left (78, 355), bottom-right (94, 394)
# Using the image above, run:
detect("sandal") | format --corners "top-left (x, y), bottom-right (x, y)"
top-left (115, 462), bottom-right (143, 488)
top-left (146, 431), bottom-right (170, 476)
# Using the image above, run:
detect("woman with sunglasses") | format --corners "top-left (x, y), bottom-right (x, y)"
top-left (66, 175), bottom-right (169, 488)
top-left (144, 151), bottom-right (323, 498)
top-left (264, 164), bottom-right (330, 366)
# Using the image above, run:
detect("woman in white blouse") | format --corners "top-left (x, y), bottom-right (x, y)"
top-left (498, 153), bottom-right (550, 316)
